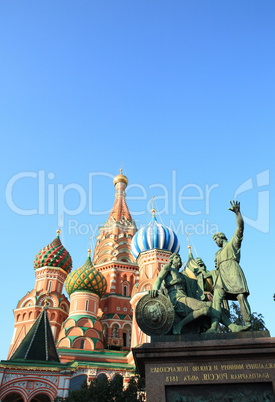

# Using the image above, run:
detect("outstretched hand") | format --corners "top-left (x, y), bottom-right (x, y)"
top-left (228, 200), bottom-right (240, 214)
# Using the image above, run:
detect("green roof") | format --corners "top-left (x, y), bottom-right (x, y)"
top-left (57, 348), bottom-right (129, 358)
top-left (9, 308), bottom-right (60, 363)
top-left (57, 349), bottom-right (135, 371)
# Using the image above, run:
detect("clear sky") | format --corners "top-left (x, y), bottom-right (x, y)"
top-left (0, 1), bottom-right (274, 359)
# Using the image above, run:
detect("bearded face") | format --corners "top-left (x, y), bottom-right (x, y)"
top-left (172, 254), bottom-right (182, 269)
top-left (214, 236), bottom-right (223, 247)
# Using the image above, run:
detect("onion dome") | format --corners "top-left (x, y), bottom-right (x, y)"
top-left (131, 210), bottom-right (180, 259)
top-left (113, 169), bottom-right (128, 186)
top-left (34, 230), bottom-right (72, 273)
top-left (65, 250), bottom-right (107, 298)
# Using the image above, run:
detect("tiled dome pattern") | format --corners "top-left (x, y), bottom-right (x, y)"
top-left (65, 257), bottom-right (107, 298)
top-left (34, 234), bottom-right (72, 273)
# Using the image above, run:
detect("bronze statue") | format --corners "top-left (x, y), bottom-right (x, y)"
top-left (207, 200), bottom-right (251, 333)
top-left (135, 201), bottom-right (253, 336)
top-left (150, 253), bottom-right (212, 334)
top-left (148, 252), bottom-right (248, 335)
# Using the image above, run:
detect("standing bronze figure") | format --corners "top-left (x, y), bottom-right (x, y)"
top-left (207, 201), bottom-right (251, 332)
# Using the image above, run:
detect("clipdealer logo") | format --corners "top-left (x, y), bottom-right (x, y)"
top-left (5, 169), bottom-right (270, 235)
top-left (4, 171), bottom-right (219, 217)
top-left (234, 169), bottom-right (269, 233)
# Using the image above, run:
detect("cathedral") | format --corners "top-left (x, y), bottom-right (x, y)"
top-left (0, 171), bottom-right (180, 401)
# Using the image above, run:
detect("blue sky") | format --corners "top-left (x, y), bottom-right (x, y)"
top-left (0, 1), bottom-right (274, 358)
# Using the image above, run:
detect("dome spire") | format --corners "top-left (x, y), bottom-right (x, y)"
top-left (113, 169), bottom-right (128, 187)
top-left (151, 196), bottom-right (156, 218)
top-left (106, 170), bottom-right (133, 223)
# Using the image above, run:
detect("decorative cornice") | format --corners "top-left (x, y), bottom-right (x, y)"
top-left (0, 362), bottom-right (74, 372)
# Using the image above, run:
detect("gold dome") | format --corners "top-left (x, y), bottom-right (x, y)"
top-left (113, 169), bottom-right (128, 186)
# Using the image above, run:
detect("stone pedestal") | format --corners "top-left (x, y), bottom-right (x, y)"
top-left (132, 331), bottom-right (275, 402)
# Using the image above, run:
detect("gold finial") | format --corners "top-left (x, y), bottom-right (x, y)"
top-left (56, 229), bottom-right (61, 237)
top-left (58, 215), bottom-right (63, 230)
top-left (88, 235), bottom-right (93, 257)
top-left (151, 196), bottom-right (156, 217)
top-left (113, 170), bottom-right (128, 186)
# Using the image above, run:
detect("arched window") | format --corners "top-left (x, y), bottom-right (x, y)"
top-left (30, 394), bottom-right (51, 402)
top-left (72, 337), bottom-right (94, 350)
top-left (60, 303), bottom-right (68, 313)
top-left (112, 324), bottom-right (119, 338)
top-left (122, 281), bottom-right (129, 297)
top-left (69, 374), bottom-right (88, 391)
top-left (102, 324), bottom-right (108, 345)
top-left (122, 324), bottom-right (131, 347)
top-left (2, 392), bottom-right (24, 402)
top-left (97, 373), bottom-right (109, 382)
top-left (123, 332), bottom-right (127, 346)
top-left (48, 281), bottom-right (52, 292)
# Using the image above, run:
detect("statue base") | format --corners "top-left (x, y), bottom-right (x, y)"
top-left (132, 331), bottom-right (275, 402)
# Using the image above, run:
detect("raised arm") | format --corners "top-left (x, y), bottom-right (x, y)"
top-left (228, 200), bottom-right (244, 250)
top-left (228, 200), bottom-right (244, 238)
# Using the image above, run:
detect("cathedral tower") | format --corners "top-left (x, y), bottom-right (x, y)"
top-left (8, 231), bottom-right (71, 359)
top-left (93, 171), bottom-right (138, 350)
top-left (57, 250), bottom-right (107, 355)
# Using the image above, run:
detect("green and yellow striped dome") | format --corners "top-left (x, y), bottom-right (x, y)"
top-left (65, 252), bottom-right (107, 298)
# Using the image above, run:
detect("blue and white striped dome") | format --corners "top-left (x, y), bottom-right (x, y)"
top-left (131, 216), bottom-right (180, 259)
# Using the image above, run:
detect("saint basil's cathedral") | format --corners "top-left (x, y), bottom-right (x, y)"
top-left (0, 171), bottom-right (180, 401)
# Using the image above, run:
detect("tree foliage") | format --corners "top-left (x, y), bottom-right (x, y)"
top-left (54, 373), bottom-right (145, 402)
top-left (224, 302), bottom-right (268, 332)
